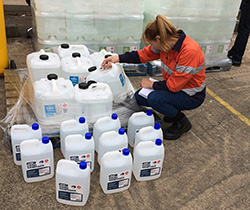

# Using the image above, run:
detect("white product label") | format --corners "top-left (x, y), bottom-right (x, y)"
top-left (107, 170), bottom-right (130, 190)
top-left (26, 158), bottom-right (51, 178)
top-left (44, 103), bottom-right (68, 117)
top-left (201, 45), bottom-right (212, 54)
top-left (69, 76), bottom-right (87, 86)
top-left (140, 160), bottom-right (162, 177)
top-left (14, 144), bottom-right (21, 161)
top-left (69, 154), bottom-right (92, 169)
top-left (123, 46), bottom-right (138, 53)
top-left (99, 46), bottom-right (115, 53)
top-left (58, 183), bottom-right (83, 202)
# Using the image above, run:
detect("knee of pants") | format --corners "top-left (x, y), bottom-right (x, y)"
top-left (147, 92), bottom-right (162, 107)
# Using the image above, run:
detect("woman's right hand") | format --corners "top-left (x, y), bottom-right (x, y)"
top-left (101, 55), bottom-right (119, 69)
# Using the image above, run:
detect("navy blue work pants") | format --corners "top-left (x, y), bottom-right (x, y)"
top-left (134, 89), bottom-right (202, 119)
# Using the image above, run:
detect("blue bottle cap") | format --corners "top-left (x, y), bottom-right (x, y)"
top-left (154, 123), bottom-right (161, 130)
top-left (32, 123), bottom-right (39, 130)
top-left (111, 113), bottom-right (118, 120)
top-left (118, 128), bottom-right (125, 135)
top-left (155, 139), bottom-right (162, 146)
top-left (79, 117), bottom-right (86, 124)
top-left (122, 148), bottom-right (130, 156)
top-left (85, 132), bottom-right (92, 140)
top-left (146, 110), bottom-right (153, 116)
top-left (42, 136), bottom-right (50, 144)
top-left (79, 161), bottom-right (87, 170)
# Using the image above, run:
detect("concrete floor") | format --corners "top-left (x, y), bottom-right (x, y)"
top-left (1, 4), bottom-right (250, 210)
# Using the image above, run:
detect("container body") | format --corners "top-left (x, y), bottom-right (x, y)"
top-left (74, 83), bottom-right (113, 123)
top-left (60, 119), bottom-right (89, 157)
top-left (64, 134), bottom-right (95, 172)
top-left (34, 78), bottom-right (75, 124)
top-left (100, 150), bottom-right (132, 194)
top-left (11, 124), bottom-right (42, 165)
top-left (134, 126), bottom-right (163, 147)
top-left (98, 130), bottom-right (128, 163)
top-left (27, 49), bottom-right (61, 83)
top-left (133, 141), bottom-right (164, 181)
top-left (127, 112), bottom-right (155, 147)
top-left (93, 116), bottom-right (121, 152)
top-left (20, 139), bottom-right (54, 182)
top-left (56, 159), bottom-right (90, 206)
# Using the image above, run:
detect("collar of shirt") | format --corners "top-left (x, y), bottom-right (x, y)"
top-left (172, 30), bottom-right (186, 52)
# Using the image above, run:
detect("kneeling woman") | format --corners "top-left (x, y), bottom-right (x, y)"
top-left (102, 14), bottom-right (206, 140)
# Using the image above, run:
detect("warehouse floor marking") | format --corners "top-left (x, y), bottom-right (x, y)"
top-left (207, 87), bottom-right (250, 127)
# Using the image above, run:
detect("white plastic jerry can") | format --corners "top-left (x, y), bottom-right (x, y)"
top-left (60, 117), bottom-right (89, 157)
top-left (98, 128), bottom-right (128, 164)
top-left (54, 43), bottom-right (90, 59)
top-left (134, 123), bottom-right (163, 147)
top-left (74, 82), bottom-right (113, 123)
top-left (64, 133), bottom-right (95, 172)
top-left (56, 160), bottom-right (90, 206)
top-left (86, 63), bottom-right (128, 103)
top-left (11, 123), bottom-right (42, 165)
top-left (133, 139), bottom-right (164, 181)
top-left (34, 76), bottom-right (75, 124)
top-left (20, 136), bottom-right (54, 183)
top-left (100, 148), bottom-right (132, 194)
top-left (61, 52), bottom-right (93, 86)
top-left (93, 113), bottom-right (121, 152)
top-left (26, 49), bottom-right (61, 83)
top-left (127, 110), bottom-right (155, 147)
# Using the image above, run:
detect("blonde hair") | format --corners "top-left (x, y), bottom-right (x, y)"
top-left (142, 14), bottom-right (180, 52)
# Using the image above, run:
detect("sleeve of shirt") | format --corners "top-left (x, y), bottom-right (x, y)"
top-left (166, 49), bottom-right (200, 92)
top-left (137, 45), bottom-right (161, 63)
top-left (152, 80), bottom-right (169, 90)
top-left (119, 51), bottom-right (142, 64)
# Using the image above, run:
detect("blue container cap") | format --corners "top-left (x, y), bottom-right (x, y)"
top-left (154, 123), bottom-right (161, 130)
top-left (85, 132), bottom-right (92, 140)
top-left (32, 123), bottom-right (39, 130)
top-left (111, 113), bottom-right (118, 120)
top-left (122, 148), bottom-right (130, 156)
top-left (42, 136), bottom-right (50, 144)
top-left (79, 161), bottom-right (87, 170)
top-left (155, 139), bottom-right (162, 146)
top-left (118, 128), bottom-right (125, 135)
top-left (146, 110), bottom-right (153, 116)
top-left (79, 117), bottom-right (86, 124)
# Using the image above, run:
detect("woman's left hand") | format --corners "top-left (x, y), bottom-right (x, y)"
top-left (140, 78), bottom-right (154, 89)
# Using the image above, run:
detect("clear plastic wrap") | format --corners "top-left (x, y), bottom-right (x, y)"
top-left (0, 69), bottom-right (144, 148)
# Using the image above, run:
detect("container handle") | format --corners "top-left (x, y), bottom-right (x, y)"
top-left (51, 79), bottom-right (60, 94)
top-left (75, 57), bottom-right (82, 67)
top-left (89, 83), bottom-right (108, 91)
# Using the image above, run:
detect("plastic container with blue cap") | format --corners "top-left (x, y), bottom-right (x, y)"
top-left (98, 128), bottom-right (128, 164)
top-left (127, 111), bottom-right (155, 147)
top-left (64, 133), bottom-right (95, 172)
top-left (93, 113), bottom-right (121, 153)
top-left (56, 159), bottom-right (90, 206)
top-left (20, 138), bottom-right (54, 183)
top-left (60, 117), bottom-right (89, 157)
top-left (133, 139), bottom-right (164, 181)
top-left (11, 123), bottom-right (42, 165)
top-left (134, 123), bottom-right (163, 147)
top-left (100, 148), bottom-right (132, 194)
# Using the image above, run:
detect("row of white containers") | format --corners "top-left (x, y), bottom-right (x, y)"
top-left (31, 0), bottom-right (144, 15)
top-left (144, 0), bottom-right (242, 62)
top-left (11, 111), bottom-right (164, 206)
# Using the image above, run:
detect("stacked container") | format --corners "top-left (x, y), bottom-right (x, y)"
top-left (144, 0), bottom-right (242, 71)
top-left (31, 0), bottom-right (145, 54)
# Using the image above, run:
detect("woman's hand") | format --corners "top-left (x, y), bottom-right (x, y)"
top-left (140, 78), bottom-right (154, 89)
top-left (101, 55), bottom-right (119, 69)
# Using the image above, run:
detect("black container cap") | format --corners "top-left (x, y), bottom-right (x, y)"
top-left (88, 66), bottom-right (97, 72)
top-left (78, 82), bottom-right (89, 89)
top-left (72, 52), bottom-right (81, 58)
top-left (39, 54), bottom-right (49, 60)
top-left (47, 74), bottom-right (58, 80)
top-left (104, 54), bottom-right (112, 58)
top-left (61, 43), bottom-right (69, 49)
